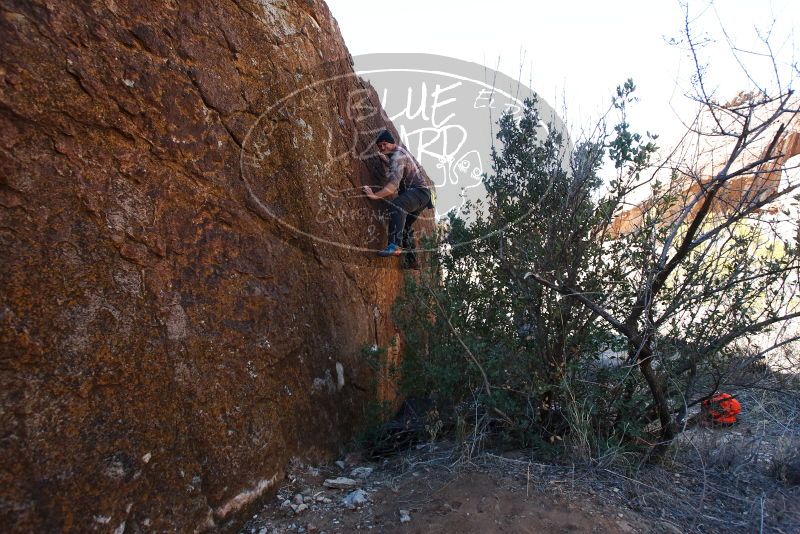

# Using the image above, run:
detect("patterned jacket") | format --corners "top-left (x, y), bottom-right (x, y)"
top-left (381, 145), bottom-right (430, 192)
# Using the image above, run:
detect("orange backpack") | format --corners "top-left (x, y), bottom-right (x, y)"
top-left (702, 393), bottom-right (741, 424)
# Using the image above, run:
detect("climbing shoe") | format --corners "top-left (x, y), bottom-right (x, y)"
top-left (377, 243), bottom-right (402, 257)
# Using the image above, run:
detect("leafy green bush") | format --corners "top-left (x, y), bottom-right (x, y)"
top-left (391, 83), bottom-right (800, 461)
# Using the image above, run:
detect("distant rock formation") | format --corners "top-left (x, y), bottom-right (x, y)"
top-left (0, 1), bottom-right (433, 531)
top-left (610, 98), bottom-right (800, 237)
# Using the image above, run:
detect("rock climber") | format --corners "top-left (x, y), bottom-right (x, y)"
top-left (362, 129), bottom-right (433, 266)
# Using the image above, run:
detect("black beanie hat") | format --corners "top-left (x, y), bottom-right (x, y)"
top-left (375, 129), bottom-right (395, 144)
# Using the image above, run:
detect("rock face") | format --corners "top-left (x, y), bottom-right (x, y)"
top-left (0, 1), bottom-right (433, 531)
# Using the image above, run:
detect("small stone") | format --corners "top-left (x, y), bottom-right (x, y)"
top-left (295, 503), bottom-right (308, 514)
top-left (306, 524), bottom-right (318, 533)
top-left (323, 477), bottom-right (358, 489)
top-left (293, 494), bottom-right (304, 505)
top-left (142, 452), bottom-right (152, 464)
top-left (315, 495), bottom-right (326, 502)
top-left (350, 467), bottom-right (373, 479)
top-left (280, 499), bottom-right (291, 509)
top-left (258, 528), bottom-right (268, 534)
top-left (399, 509), bottom-right (411, 523)
top-left (616, 520), bottom-right (634, 533)
top-left (322, 497), bottom-right (332, 504)
top-left (342, 489), bottom-right (368, 509)
top-left (336, 362), bottom-right (345, 390)
top-left (335, 460), bottom-right (347, 470)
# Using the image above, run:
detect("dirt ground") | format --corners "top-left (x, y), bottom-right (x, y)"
top-left (368, 470), bottom-right (633, 533)
top-left (241, 369), bottom-right (799, 534)
top-left (241, 456), bottom-right (647, 534)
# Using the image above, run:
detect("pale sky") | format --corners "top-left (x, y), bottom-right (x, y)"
top-left (327, 0), bottom-right (799, 147)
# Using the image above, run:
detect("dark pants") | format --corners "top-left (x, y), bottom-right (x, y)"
top-left (386, 188), bottom-right (430, 259)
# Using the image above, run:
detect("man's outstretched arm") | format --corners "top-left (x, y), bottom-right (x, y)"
top-left (363, 181), bottom-right (398, 200)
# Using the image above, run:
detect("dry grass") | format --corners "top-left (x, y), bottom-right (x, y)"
top-left (367, 359), bottom-right (800, 533)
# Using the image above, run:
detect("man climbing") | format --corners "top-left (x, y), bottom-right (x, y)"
top-left (362, 130), bottom-right (433, 266)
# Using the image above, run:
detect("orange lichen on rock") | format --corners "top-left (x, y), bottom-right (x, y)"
top-left (0, 1), bottom-right (433, 531)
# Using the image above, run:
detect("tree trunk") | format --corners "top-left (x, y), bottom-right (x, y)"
top-left (629, 340), bottom-right (676, 448)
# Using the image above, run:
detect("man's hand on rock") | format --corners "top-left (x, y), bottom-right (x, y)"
top-left (362, 185), bottom-right (376, 200)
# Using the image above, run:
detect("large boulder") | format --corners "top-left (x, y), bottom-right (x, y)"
top-left (0, 0), bottom-right (433, 531)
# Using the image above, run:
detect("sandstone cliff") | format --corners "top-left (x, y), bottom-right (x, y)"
top-left (0, 1), bottom-right (432, 530)
top-left (610, 97), bottom-right (800, 237)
